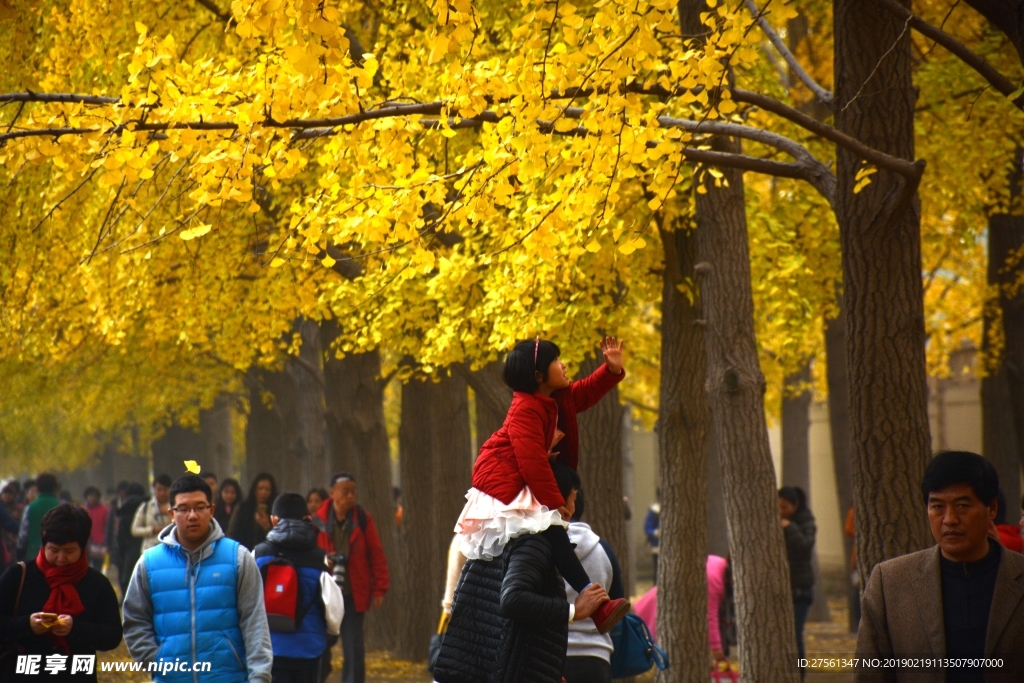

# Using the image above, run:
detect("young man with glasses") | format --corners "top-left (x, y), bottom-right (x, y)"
top-left (123, 474), bottom-right (272, 683)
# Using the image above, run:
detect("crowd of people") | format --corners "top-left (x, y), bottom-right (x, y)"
top-left (3, 335), bottom-right (1024, 683)
top-left (0, 468), bottom-right (389, 683)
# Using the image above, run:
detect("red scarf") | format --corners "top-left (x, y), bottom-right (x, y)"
top-left (35, 548), bottom-right (88, 653)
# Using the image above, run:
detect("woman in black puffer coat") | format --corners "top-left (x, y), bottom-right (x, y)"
top-left (779, 485), bottom-right (817, 677)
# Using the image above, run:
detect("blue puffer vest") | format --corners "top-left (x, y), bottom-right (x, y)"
top-left (254, 556), bottom-right (328, 659)
top-left (144, 535), bottom-right (248, 683)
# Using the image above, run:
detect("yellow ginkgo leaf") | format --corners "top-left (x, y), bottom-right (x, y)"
top-left (184, 460), bottom-right (201, 474)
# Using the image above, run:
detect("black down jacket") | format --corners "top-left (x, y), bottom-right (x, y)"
top-left (433, 554), bottom-right (506, 683)
top-left (493, 534), bottom-right (569, 683)
top-left (784, 506), bottom-right (817, 590)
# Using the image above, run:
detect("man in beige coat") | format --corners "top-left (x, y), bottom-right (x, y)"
top-left (855, 451), bottom-right (1024, 683)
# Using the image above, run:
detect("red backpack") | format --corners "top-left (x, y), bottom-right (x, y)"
top-left (260, 556), bottom-right (311, 632)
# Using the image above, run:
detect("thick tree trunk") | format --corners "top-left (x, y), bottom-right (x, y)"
top-left (151, 423), bottom-right (203, 481)
top-left (243, 368), bottom-right (291, 486)
top-left (285, 319), bottom-right (330, 495)
top-left (781, 368), bottom-right (830, 622)
top-left (322, 338), bottom-right (402, 652)
top-left (655, 221), bottom-right (712, 683)
top-left (576, 355), bottom-right (631, 593)
top-left (396, 371), bottom-right (473, 662)
top-left (986, 205), bottom-right (1024, 523)
top-left (706, 423), bottom-right (730, 557)
top-left (694, 133), bottom-right (800, 683)
top-left (199, 394), bottom-right (234, 480)
top-left (460, 361), bottom-right (511, 451)
top-left (834, 0), bottom-right (933, 578)
top-left (823, 309), bottom-right (858, 631)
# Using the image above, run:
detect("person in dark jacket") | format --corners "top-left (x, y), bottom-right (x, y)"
top-left (229, 473), bottom-right (277, 550)
top-left (0, 504), bottom-right (123, 681)
top-left (215, 478), bottom-right (243, 534)
top-left (254, 493), bottom-right (344, 683)
top-left (114, 484), bottom-right (147, 599)
top-left (313, 473), bottom-right (389, 683)
top-left (434, 460), bottom-right (608, 683)
top-left (779, 485), bottom-right (816, 675)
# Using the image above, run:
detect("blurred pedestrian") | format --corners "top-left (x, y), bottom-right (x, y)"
top-left (313, 472), bottom-right (389, 683)
top-left (104, 482), bottom-right (129, 575)
top-left (229, 474), bottom-right (277, 550)
top-left (644, 489), bottom-right (661, 584)
top-left (22, 480), bottom-right (38, 506)
top-left (123, 475), bottom-right (272, 683)
top-left (856, 451), bottom-right (1024, 682)
top-left (215, 478), bottom-right (243, 532)
top-left (131, 475), bottom-right (172, 553)
top-left (19, 473), bottom-right (61, 561)
top-left (779, 485), bottom-right (816, 678)
top-left (82, 487), bottom-right (109, 572)
top-left (305, 489), bottom-right (328, 519)
top-left (203, 473), bottom-right (219, 504)
top-left (0, 504), bottom-right (123, 682)
top-left (115, 484), bottom-right (147, 599)
top-left (563, 487), bottom-right (624, 683)
top-left (255, 492), bottom-right (344, 683)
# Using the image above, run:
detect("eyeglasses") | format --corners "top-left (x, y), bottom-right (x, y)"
top-left (172, 504), bottom-right (212, 516)
top-left (534, 336), bottom-right (540, 369)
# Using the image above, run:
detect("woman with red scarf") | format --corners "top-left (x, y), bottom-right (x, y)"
top-left (0, 504), bottom-right (122, 681)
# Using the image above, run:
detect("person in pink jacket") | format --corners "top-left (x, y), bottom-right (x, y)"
top-left (633, 555), bottom-right (730, 666)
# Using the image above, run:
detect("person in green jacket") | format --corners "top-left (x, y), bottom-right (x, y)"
top-left (18, 473), bottom-right (61, 560)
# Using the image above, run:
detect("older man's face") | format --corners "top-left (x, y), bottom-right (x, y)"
top-left (928, 484), bottom-right (996, 563)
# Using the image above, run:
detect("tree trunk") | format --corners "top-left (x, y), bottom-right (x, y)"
top-left (151, 423), bottom-right (203, 481)
top-left (322, 338), bottom-right (402, 652)
top-left (823, 308), bottom-right (858, 631)
top-left (986, 200), bottom-right (1024, 524)
top-left (396, 371), bottom-right (473, 662)
top-left (655, 220), bottom-right (712, 683)
top-left (461, 361), bottom-right (511, 452)
top-left (693, 133), bottom-right (800, 683)
top-left (706, 423), bottom-right (730, 557)
top-left (244, 368), bottom-right (291, 487)
top-left (576, 355), bottom-right (631, 593)
top-left (199, 394), bottom-right (235, 480)
top-left (834, 0), bottom-right (933, 578)
top-left (284, 319), bottom-right (330, 495)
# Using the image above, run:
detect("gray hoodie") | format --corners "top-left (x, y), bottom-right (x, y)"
top-left (122, 518), bottom-right (273, 683)
top-left (564, 522), bottom-right (614, 662)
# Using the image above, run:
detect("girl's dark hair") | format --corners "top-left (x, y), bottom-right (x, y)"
top-left (571, 487), bottom-right (586, 521)
top-left (503, 339), bottom-right (561, 393)
top-left (778, 486), bottom-right (807, 510)
top-left (921, 451), bottom-right (998, 505)
top-left (41, 503), bottom-right (92, 550)
top-left (307, 487), bottom-right (329, 502)
top-left (218, 478), bottom-right (243, 506)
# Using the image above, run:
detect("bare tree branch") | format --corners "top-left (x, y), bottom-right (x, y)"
top-left (742, 0), bottom-right (834, 105)
top-left (194, 0), bottom-right (231, 22)
top-left (0, 92), bottom-right (120, 105)
top-left (961, 0), bottom-right (1024, 63)
top-left (732, 88), bottom-right (925, 179)
top-left (870, 0), bottom-right (1024, 108)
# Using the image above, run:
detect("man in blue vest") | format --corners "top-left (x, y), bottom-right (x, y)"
top-left (254, 492), bottom-right (344, 683)
top-left (123, 474), bottom-right (272, 683)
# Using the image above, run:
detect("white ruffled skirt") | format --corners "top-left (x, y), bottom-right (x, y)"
top-left (454, 486), bottom-right (567, 560)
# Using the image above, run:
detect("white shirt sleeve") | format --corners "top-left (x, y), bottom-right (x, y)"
top-left (320, 570), bottom-right (345, 635)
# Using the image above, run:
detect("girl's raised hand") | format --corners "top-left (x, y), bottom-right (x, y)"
top-left (600, 336), bottom-right (625, 374)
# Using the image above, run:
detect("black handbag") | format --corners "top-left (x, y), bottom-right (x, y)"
top-left (427, 612), bottom-right (449, 675)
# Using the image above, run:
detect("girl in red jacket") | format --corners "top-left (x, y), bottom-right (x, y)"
top-left (454, 336), bottom-right (630, 633)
